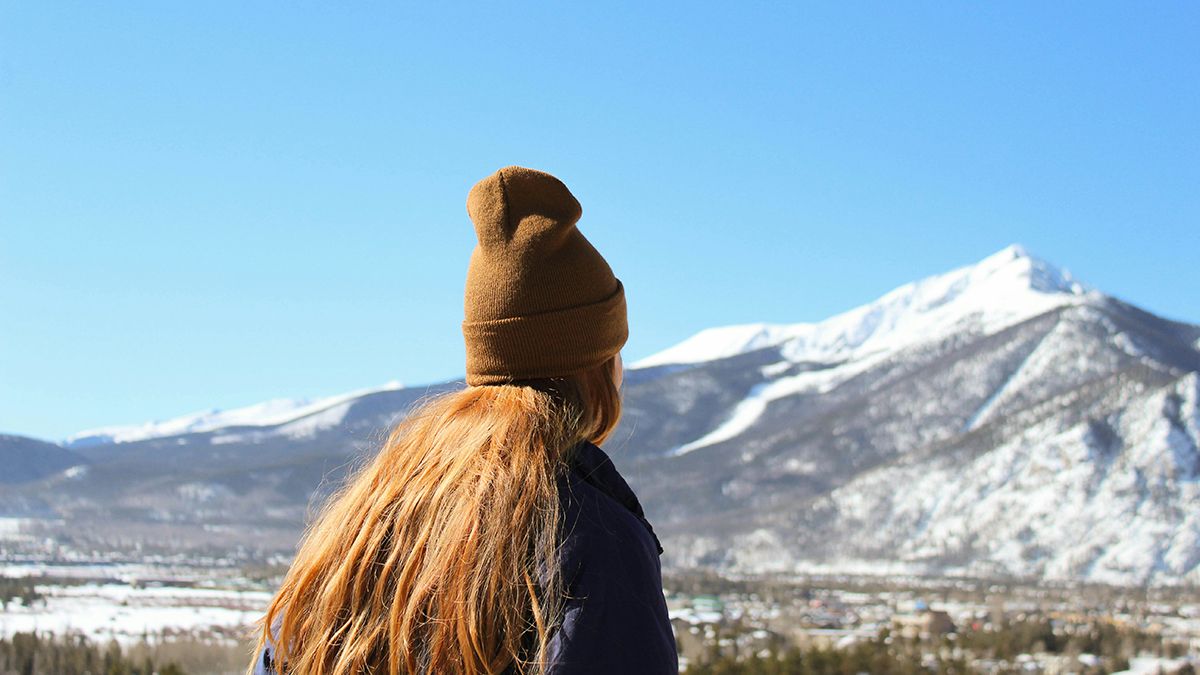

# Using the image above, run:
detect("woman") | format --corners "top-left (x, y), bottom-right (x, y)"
top-left (249, 166), bottom-right (677, 674)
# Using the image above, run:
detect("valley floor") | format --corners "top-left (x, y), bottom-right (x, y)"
top-left (2, 558), bottom-right (1200, 674)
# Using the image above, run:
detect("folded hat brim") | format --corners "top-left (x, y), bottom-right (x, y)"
top-left (462, 279), bottom-right (628, 385)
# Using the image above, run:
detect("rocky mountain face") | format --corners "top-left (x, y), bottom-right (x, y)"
top-left (3, 245), bottom-right (1198, 585)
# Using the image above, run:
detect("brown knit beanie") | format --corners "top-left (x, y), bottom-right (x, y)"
top-left (462, 166), bottom-right (628, 386)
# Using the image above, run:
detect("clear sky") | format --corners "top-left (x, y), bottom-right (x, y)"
top-left (2, 2), bottom-right (1197, 441)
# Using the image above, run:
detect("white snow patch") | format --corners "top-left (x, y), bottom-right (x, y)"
top-left (277, 400), bottom-right (354, 440)
top-left (783, 458), bottom-right (819, 474)
top-left (668, 353), bottom-right (885, 456)
top-left (1113, 656), bottom-right (1198, 675)
top-left (759, 360), bottom-right (792, 377)
top-left (0, 518), bottom-right (29, 541)
top-left (209, 433), bottom-right (246, 445)
top-left (633, 323), bottom-right (806, 371)
top-left (1112, 331), bottom-right (1146, 358)
top-left (62, 464), bottom-right (88, 479)
top-left (669, 382), bottom-right (773, 456)
top-left (176, 482), bottom-right (233, 503)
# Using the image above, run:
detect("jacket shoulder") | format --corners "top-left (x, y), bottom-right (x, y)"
top-left (562, 440), bottom-right (663, 555)
top-left (542, 443), bottom-right (678, 673)
top-left (556, 469), bottom-right (660, 583)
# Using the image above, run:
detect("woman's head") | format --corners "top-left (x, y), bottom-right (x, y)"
top-left (251, 168), bottom-right (628, 675)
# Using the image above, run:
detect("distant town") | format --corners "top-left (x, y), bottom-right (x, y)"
top-left (2, 543), bottom-right (1198, 674)
top-left (664, 570), bottom-right (1200, 674)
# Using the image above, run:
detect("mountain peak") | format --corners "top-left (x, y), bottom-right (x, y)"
top-left (979, 243), bottom-right (1033, 265)
top-left (973, 244), bottom-right (1085, 296)
top-left (631, 245), bottom-right (1092, 369)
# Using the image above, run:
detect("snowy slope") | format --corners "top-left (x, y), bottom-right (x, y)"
top-left (64, 381), bottom-right (404, 447)
top-left (821, 371), bottom-right (1200, 585)
top-left (661, 245), bottom-right (1097, 456)
top-left (632, 244), bottom-right (1090, 369)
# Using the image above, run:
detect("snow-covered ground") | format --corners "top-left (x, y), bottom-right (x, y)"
top-left (0, 518), bottom-right (28, 541)
top-left (1, 563), bottom-right (274, 645)
top-left (1113, 656), bottom-right (1199, 674)
top-left (1, 582), bottom-right (272, 645)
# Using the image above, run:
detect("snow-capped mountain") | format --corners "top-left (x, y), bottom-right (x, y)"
top-left (64, 381), bottom-right (405, 447)
top-left (622, 246), bottom-right (1200, 585)
top-left (3, 245), bottom-right (1198, 586)
top-left (632, 244), bottom-right (1089, 369)
top-left (643, 245), bottom-right (1098, 457)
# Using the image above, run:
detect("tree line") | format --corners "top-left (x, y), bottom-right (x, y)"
top-left (0, 632), bottom-right (187, 675)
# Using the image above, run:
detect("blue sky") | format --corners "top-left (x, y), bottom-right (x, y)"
top-left (2, 2), bottom-right (1197, 441)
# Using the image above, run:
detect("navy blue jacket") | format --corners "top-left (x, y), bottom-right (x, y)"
top-left (539, 438), bottom-right (677, 673)
top-left (254, 439), bottom-right (677, 674)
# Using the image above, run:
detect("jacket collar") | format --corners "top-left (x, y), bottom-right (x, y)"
top-left (567, 439), bottom-right (664, 555)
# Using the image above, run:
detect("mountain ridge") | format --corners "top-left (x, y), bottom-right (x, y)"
top-left (4, 244), bottom-right (1198, 586)
top-left (62, 380), bottom-right (406, 449)
top-left (632, 244), bottom-right (1092, 370)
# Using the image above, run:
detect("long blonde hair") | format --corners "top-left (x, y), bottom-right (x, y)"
top-left (251, 355), bottom-right (623, 675)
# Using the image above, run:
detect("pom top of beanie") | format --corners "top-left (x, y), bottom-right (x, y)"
top-left (467, 166), bottom-right (582, 247)
top-left (461, 166), bottom-right (628, 385)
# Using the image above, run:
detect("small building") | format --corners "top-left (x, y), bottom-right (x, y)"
top-left (692, 594), bottom-right (725, 613)
top-left (892, 609), bottom-right (956, 639)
